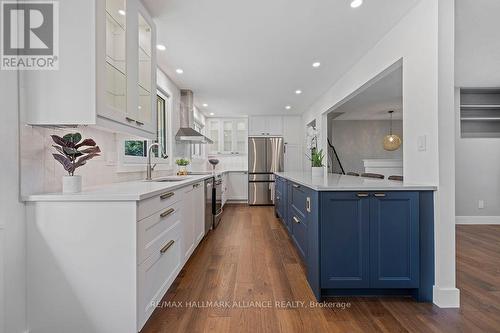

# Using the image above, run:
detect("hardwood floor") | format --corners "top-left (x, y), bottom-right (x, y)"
top-left (141, 206), bottom-right (500, 333)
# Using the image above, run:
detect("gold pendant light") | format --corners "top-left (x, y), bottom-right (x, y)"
top-left (383, 110), bottom-right (401, 151)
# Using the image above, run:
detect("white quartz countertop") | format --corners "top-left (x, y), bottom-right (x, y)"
top-left (23, 174), bottom-right (215, 202)
top-left (274, 172), bottom-right (437, 191)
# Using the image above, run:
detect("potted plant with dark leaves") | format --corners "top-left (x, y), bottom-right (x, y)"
top-left (51, 133), bottom-right (101, 193)
top-left (308, 148), bottom-right (325, 177)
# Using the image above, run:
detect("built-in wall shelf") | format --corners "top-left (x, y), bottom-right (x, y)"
top-left (460, 88), bottom-right (500, 138)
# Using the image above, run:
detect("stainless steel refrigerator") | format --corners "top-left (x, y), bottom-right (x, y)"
top-left (248, 137), bottom-right (284, 205)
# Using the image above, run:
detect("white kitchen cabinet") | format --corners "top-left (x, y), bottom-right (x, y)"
top-left (182, 186), bottom-right (196, 262)
top-left (226, 171), bottom-right (248, 202)
top-left (193, 182), bottom-right (205, 244)
top-left (21, 0), bottom-right (157, 138)
top-left (221, 173), bottom-right (229, 207)
top-left (26, 179), bottom-right (207, 333)
top-left (207, 118), bottom-right (248, 155)
top-left (283, 116), bottom-right (303, 145)
top-left (249, 116), bottom-right (283, 136)
top-left (284, 144), bottom-right (304, 172)
top-left (182, 182), bottom-right (204, 262)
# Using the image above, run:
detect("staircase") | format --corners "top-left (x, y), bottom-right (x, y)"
top-left (327, 139), bottom-right (345, 175)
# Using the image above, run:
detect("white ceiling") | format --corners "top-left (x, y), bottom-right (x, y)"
top-left (328, 67), bottom-right (402, 121)
top-left (144, 0), bottom-right (419, 117)
top-left (456, 0), bottom-right (500, 87)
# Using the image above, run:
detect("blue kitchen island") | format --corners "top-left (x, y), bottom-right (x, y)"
top-left (274, 172), bottom-right (436, 302)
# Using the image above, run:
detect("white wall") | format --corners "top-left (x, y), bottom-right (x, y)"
top-left (157, 69), bottom-right (190, 160)
top-left (303, 0), bottom-right (439, 185)
top-left (301, 0), bottom-right (459, 307)
top-left (1, 72), bottom-right (27, 332)
top-left (330, 120), bottom-right (403, 174)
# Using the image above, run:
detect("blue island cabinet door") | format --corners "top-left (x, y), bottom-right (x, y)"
top-left (369, 192), bottom-right (419, 288)
top-left (320, 192), bottom-right (370, 289)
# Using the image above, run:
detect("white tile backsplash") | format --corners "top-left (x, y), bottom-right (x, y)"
top-left (20, 123), bottom-right (248, 196)
top-left (20, 125), bottom-right (176, 196)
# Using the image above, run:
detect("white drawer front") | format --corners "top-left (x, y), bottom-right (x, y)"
top-left (138, 200), bottom-right (182, 265)
top-left (137, 220), bottom-right (181, 331)
top-left (137, 188), bottom-right (184, 221)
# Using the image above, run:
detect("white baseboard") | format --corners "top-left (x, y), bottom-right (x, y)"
top-left (456, 216), bottom-right (500, 225)
top-left (433, 286), bottom-right (460, 308)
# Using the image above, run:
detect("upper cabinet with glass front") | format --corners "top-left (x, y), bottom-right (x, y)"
top-left (20, 0), bottom-right (157, 139)
top-left (207, 118), bottom-right (248, 155)
top-left (136, 12), bottom-right (155, 131)
top-left (98, 0), bottom-right (157, 135)
top-left (104, 0), bottom-right (127, 115)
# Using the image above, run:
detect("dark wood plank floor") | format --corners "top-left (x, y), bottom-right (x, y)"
top-left (141, 206), bottom-right (500, 333)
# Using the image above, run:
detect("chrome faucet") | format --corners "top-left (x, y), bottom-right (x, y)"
top-left (146, 143), bottom-right (168, 181)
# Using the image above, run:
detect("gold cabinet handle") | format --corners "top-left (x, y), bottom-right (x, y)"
top-left (160, 192), bottom-right (174, 200)
top-left (160, 240), bottom-right (175, 254)
top-left (357, 193), bottom-right (369, 198)
top-left (374, 193), bottom-right (386, 197)
top-left (306, 197), bottom-right (311, 213)
top-left (293, 216), bottom-right (300, 224)
top-left (293, 184), bottom-right (300, 188)
top-left (160, 208), bottom-right (175, 218)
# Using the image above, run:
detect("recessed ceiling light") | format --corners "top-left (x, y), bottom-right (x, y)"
top-left (203, 103), bottom-right (208, 107)
top-left (118, 9), bottom-right (126, 16)
top-left (176, 68), bottom-right (184, 74)
top-left (209, 112), bottom-right (215, 116)
top-left (350, 0), bottom-right (363, 8)
top-left (156, 44), bottom-right (166, 51)
top-left (312, 62), bottom-right (321, 68)
top-left (295, 90), bottom-right (302, 95)
top-left (285, 106), bottom-right (291, 110)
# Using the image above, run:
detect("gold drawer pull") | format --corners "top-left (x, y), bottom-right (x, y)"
top-left (293, 184), bottom-right (300, 188)
top-left (160, 192), bottom-right (174, 200)
top-left (357, 193), bottom-right (369, 198)
top-left (374, 193), bottom-right (386, 197)
top-left (306, 197), bottom-right (311, 213)
top-left (293, 216), bottom-right (300, 224)
top-left (160, 208), bottom-right (175, 218)
top-left (160, 240), bottom-right (175, 254)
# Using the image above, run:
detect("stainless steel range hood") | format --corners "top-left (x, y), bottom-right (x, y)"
top-left (175, 90), bottom-right (213, 143)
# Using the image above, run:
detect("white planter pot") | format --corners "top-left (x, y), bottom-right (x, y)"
top-left (62, 175), bottom-right (82, 193)
top-left (311, 167), bottom-right (324, 177)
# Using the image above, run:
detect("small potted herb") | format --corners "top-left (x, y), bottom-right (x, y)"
top-left (51, 133), bottom-right (101, 193)
top-left (175, 158), bottom-right (190, 176)
top-left (308, 148), bottom-right (325, 177)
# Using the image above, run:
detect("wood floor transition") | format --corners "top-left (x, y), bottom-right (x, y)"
top-left (140, 205), bottom-right (500, 333)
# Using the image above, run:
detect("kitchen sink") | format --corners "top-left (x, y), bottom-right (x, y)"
top-left (148, 176), bottom-right (191, 182)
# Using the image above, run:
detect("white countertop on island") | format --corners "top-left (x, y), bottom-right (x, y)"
top-left (274, 172), bottom-right (437, 191)
top-left (23, 174), bottom-right (215, 202)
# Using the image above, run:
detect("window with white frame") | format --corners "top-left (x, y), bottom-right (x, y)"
top-left (123, 90), bottom-right (170, 163)
top-left (191, 121), bottom-right (204, 158)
